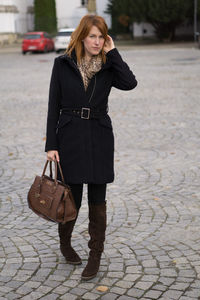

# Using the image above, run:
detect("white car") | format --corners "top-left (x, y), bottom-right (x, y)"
top-left (54, 28), bottom-right (75, 53)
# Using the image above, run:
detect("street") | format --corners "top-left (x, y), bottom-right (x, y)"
top-left (0, 43), bottom-right (200, 299)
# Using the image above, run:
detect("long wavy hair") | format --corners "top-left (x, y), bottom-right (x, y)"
top-left (66, 15), bottom-right (108, 64)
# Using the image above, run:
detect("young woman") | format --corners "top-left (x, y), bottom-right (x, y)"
top-left (45, 14), bottom-right (137, 280)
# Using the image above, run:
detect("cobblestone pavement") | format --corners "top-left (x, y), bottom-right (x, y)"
top-left (1, 44), bottom-right (200, 300)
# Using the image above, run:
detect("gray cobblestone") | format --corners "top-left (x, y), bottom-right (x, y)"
top-left (37, 285), bottom-right (53, 293)
top-left (179, 297), bottom-right (195, 300)
top-left (142, 259), bottom-right (157, 268)
top-left (39, 294), bottom-right (59, 300)
top-left (21, 291), bottom-right (44, 300)
top-left (127, 287), bottom-right (144, 297)
top-left (115, 280), bottom-right (134, 289)
top-left (60, 294), bottom-right (77, 300)
top-left (144, 290), bottom-right (163, 299)
top-left (184, 288), bottom-right (200, 298)
top-left (6, 281), bottom-right (23, 289)
top-left (6, 292), bottom-right (21, 300)
top-left (100, 293), bottom-right (118, 300)
top-left (123, 274), bottom-right (141, 281)
top-left (134, 281), bottom-right (154, 290)
top-left (107, 272), bottom-right (124, 278)
top-left (15, 285), bottom-right (33, 295)
top-left (53, 285), bottom-right (70, 294)
top-left (110, 286), bottom-right (126, 295)
top-left (161, 289), bottom-right (183, 299)
top-left (1, 43), bottom-right (200, 299)
top-left (70, 287), bottom-right (87, 296)
top-left (82, 292), bottom-right (100, 299)
top-left (108, 263), bottom-right (124, 271)
top-left (118, 296), bottom-right (137, 300)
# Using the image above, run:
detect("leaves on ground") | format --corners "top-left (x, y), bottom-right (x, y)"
top-left (96, 286), bottom-right (109, 292)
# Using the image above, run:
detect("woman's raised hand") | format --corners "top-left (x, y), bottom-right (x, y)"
top-left (47, 150), bottom-right (60, 162)
top-left (103, 35), bottom-right (115, 54)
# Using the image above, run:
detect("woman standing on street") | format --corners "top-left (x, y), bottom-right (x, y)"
top-left (45, 14), bottom-right (137, 280)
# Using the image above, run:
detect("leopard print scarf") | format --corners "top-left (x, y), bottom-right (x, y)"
top-left (77, 55), bottom-right (102, 90)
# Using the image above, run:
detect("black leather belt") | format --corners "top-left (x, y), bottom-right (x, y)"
top-left (61, 107), bottom-right (108, 120)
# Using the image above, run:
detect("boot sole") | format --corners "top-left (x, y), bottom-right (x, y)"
top-left (81, 273), bottom-right (97, 280)
top-left (65, 259), bottom-right (82, 265)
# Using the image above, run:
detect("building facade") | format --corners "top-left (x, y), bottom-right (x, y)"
top-left (0, 0), bottom-right (34, 34)
top-left (55, 0), bottom-right (111, 30)
top-left (0, 0), bottom-right (111, 44)
top-left (0, 0), bottom-right (34, 44)
top-left (133, 21), bottom-right (197, 39)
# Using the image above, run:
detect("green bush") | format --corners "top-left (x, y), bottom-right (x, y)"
top-left (34, 0), bottom-right (57, 34)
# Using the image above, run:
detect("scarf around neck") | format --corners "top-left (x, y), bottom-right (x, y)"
top-left (77, 55), bottom-right (102, 90)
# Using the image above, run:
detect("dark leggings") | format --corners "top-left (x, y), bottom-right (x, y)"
top-left (67, 183), bottom-right (107, 210)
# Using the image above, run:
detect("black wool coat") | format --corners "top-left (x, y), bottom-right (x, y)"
top-left (45, 48), bottom-right (137, 184)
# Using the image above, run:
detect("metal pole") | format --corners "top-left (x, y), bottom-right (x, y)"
top-left (194, 0), bottom-right (197, 42)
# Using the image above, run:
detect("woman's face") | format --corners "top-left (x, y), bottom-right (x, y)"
top-left (82, 25), bottom-right (105, 57)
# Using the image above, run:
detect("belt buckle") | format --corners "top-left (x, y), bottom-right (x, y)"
top-left (81, 107), bottom-right (90, 119)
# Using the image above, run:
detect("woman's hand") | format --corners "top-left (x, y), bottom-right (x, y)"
top-left (103, 35), bottom-right (115, 54)
top-left (47, 150), bottom-right (60, 162)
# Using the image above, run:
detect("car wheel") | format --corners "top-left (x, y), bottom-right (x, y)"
top-left (22, 51), bottom-right (27, 55)
top-left (56, 49), bottom-right (60, 53)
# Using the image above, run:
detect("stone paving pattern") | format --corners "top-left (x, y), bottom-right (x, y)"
top-left (0, 44), bottom-right (200, 299)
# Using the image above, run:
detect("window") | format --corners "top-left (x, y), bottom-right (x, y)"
top-left (81, 0), bottom-right (88, 6)
top-left (57, 31), bottom-right (73, 37)
top-left (24, 34), bottom-right (41, 39)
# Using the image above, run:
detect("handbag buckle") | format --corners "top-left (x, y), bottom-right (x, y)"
top-left (81, 107), bottom-right (90, 119)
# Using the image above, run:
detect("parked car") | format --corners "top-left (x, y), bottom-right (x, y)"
top-left (22, 32), bottom-right (54, 54)
top-left (54, 28), bottom-right (75, 53)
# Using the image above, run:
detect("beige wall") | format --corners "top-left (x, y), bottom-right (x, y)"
top-left (0, 0), bottom-right (34, 34)
top-left (55, 0), bottom-right (87, 29)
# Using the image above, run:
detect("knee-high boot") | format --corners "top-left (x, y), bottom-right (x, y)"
top-left (81, 202), bottom-right (106, 280)
top-left (58, 213), bottom-right (82, 265)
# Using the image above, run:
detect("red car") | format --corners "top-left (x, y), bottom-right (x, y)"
top-left (22, 31), bottom-right (54, 54)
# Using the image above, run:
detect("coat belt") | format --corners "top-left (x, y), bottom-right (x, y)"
top-left (61, 107), bottom-right (108, 120)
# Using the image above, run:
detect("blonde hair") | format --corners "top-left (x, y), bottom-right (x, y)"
top-left (66, 14), bottom-right (108, 64)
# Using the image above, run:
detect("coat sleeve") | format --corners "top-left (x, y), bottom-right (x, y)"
top-left (45, 58), bottom-right (61, 152)
top-left (106, 48), bottom-right (137, 90)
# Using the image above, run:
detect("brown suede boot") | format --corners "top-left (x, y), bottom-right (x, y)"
top-left (81, 202), bottom-right (106, 280)
top-left (58, 215), bottom-right (82, 265)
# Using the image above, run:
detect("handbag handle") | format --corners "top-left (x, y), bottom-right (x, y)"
top-left (49, 161), bottom-right (53, 178)
top-left (42, 160), bottom-right (65, 184)
top-left (57, 161), bottom-right (65, 183)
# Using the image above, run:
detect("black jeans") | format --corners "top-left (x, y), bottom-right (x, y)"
top-left (67, 183), bottom-right (107, 210)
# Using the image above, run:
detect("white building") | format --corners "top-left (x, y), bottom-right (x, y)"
top-left (55, 0), bottom-right (111, 30)
top-left (0, 0), bottom-right (34, 44)
top-left (55, 0), bottom-right (88, 29)
top-left (133, 21), bottom-right (196, 39)
top-left (0, 0), bottom-right (111, 44)
top-left (96, 0), bottom-right (111, 29)
top-left (0, 0), bottom-right (34, 33)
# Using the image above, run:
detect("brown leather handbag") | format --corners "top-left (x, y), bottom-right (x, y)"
top-left (27, 160), bottom-right (77, 224)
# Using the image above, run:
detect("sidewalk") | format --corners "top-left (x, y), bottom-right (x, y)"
top-left (0, 44), bottom-right (200, 299)
top-left (0, 40), bottom-right (198, 54)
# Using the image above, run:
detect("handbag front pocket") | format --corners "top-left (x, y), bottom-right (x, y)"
top-left (37, 193), bottom-right (54, 209)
